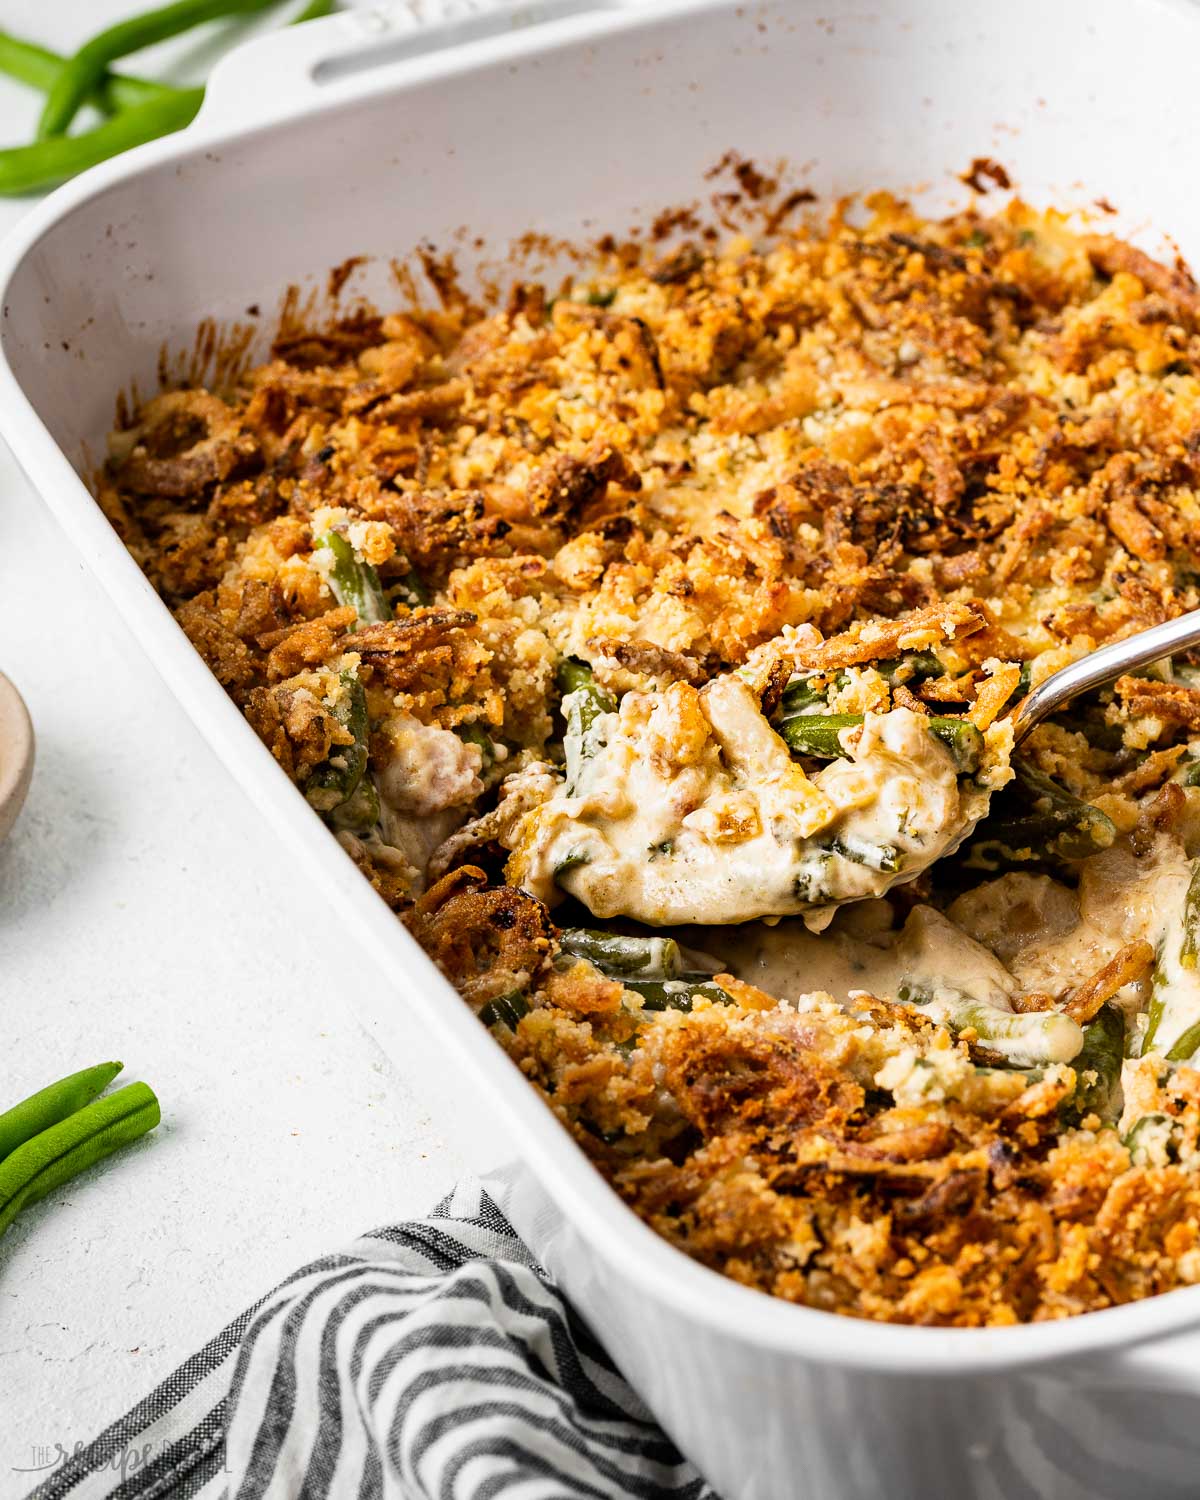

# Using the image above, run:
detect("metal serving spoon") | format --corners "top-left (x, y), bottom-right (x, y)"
top-left (1010, 607), bottom-right (1200, 746)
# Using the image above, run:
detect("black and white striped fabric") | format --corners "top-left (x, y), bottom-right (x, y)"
top-left (28, 1181), bottom-right (717, 1500)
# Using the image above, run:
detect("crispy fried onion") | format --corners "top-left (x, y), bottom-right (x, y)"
top-left (791, 600), bottom-right (988, 672)
top-left (405, 865), bottom-right (556, 1007)
top-left (112, 390), bottom-right (260, 498)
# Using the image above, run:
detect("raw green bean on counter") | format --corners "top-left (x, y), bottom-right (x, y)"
top-left (779, 712), bottom-right (984, 774)
top-left (316, 531), bottom-right (391, 626)
top-left (0, 1082), bottom-right (160, 1239)
top-left (0, 1061), bottom-right (122, 1163)
top-left (0, 87), bottom-right (203, 194)
top-left (306, 672), bottom-right (369, 815)
top-left (36, 0), bottom-right (280, 141)
top-left (0, 30), bottom-right (171, 112)
top-left (559, 927), bottom-right (684, 979)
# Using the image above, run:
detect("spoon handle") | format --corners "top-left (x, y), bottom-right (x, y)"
top-left (1012, 607), bottom-right (1200, 745)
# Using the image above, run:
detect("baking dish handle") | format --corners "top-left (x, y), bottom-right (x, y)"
top-left (196, 0), bottom-right (633, 132)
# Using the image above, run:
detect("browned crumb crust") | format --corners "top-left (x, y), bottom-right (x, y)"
top-left (101, 196), bottom-right (1200, 1325)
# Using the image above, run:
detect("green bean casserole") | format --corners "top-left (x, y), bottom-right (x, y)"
top-left (98, 194), bottom-right (1200, 1325)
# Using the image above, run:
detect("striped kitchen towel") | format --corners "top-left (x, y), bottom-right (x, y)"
top-left (26, 1181), bottom-right (717, 1500)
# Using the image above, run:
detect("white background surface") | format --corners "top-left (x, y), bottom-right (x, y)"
top-left (0, 6), bottom-right (465, 1490)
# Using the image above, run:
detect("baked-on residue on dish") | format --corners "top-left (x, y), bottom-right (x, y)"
top-left (99, 195), bottom-right (1200, 1325)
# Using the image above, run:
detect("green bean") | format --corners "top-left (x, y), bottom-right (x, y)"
top-left (1122, 1112), bottom-right (1178, 1164)
top-left (394, 571), bottom-right (430, 608)
top-left (780, 712), bottom-right (867, 757)
top-left (1181, 859), bottom-right (1200, 970)
top-left (557, 658), bottom-right (615, 736)
top-left (1167, 1020), bottom-right (1200, 1063)
top-left (779, 712), bottom-right (983, 773)
top-left (1065, 1004), bottom-right (1124, 1124)
top-left (901, 988), bottom-right (1083, 1065)
top-left (1142, 960), bottom-right (1168, 1055)
top-left (478, 991), bottom-right (529, 1030)
top-left (0, 30), bottom-right (170, 112)
top-left (37, 0), bottom-right (282, 141)
top-left (559, 928), bottom-right (683, 979)
top-left (779, 654), bottom-right (943, 719)
top-left (328, 774), bottom-right (379, 834)
top-left (623, 978), bottom-right (734, 1013)
top-left (316, 531), bottom-right (390, 626)
top-left (0, 87), bottom-right (203, 195)
top-left (876, 651), bottom-right (944, 686)
top-left (0, 1082), bottom-right (160, 1239)
top-left (968, 758), bottom-right (1116, 869)
top-left (553, 850), bottom-right (590, 878)
top-left (826, 835), bottom-right (899, 873)
top-left (0, 1062), bottom-right (122, 1164)
top-left (306, 672), bottom-right (369, 815)
top-left (457, 722), bottom-right (495, 770)
top-left (779, 674), bottom-right (834, 716)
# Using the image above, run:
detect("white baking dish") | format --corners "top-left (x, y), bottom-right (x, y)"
top-left (5, 0), bottom-right (1200, 1493)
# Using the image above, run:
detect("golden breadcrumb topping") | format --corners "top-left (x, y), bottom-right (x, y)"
top-left (99, 193), bottom-right (1200, 1326)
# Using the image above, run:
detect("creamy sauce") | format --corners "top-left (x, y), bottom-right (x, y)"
top-left (708, 903), bottom-right (1083, 1066)
top-left (510, 675), bottom-right (991, 927)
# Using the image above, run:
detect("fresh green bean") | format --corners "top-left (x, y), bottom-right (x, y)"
top-left (0, 1062), bottom-right (122, 1164)
top-left (0, 1082), bottom-right (160, 1239)
top-left (968, 758), bottom-right (1116, 869)
top-left (559, 927), bottom-right (683, 979)
top-left (557, 658), bottom-right (615, 736)
top-left (306, 672), bottom-right (369, 815)
top-left (37, 0), bottom-right (282, 141)
top-left (779, 712), bottom-right (983, 774)
top-left (0, 30), bottom-right (170, 112)
top-left (316, 531), bottom-right (390, 626)
top-left (0, 87), bottom-right (203, 195)
top-left (1065, 1004), bottom-right (1124, 1124)
top-left (478, 991), bottom-right (529, 1030)
top-left (623, 978), bottom-right (734, 1013)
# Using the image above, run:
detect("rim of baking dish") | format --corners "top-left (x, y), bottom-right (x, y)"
top-left (3, 0), bottom-right (1200, 1377)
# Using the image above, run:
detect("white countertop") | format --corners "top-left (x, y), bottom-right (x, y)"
top-left (0, 7), bottom-right (465, 1490)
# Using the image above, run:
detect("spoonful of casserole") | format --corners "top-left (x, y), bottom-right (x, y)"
top-left (502, 599), bottom-right (1200, 929)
